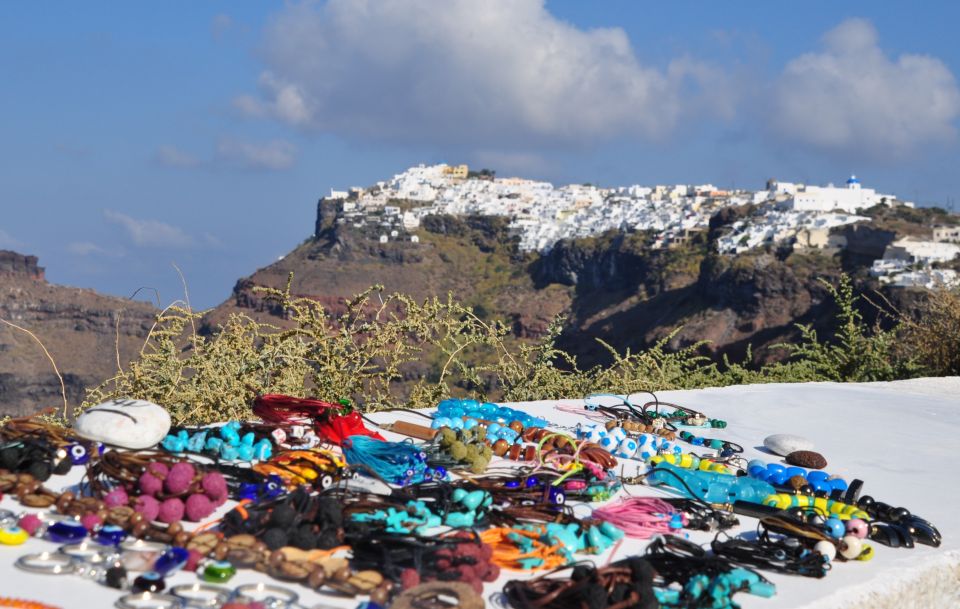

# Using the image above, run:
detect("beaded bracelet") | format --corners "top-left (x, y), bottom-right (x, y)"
top-left (677, 431), bottom-right (743, 456)
top-left (761, 493), bottom-right (870, 520)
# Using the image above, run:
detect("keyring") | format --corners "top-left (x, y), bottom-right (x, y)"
top-left (115, 592), bottom-right (183, 609)
top-left (232, 583), bottom-right (299, 608)
top-left (170, 583), bottom-right (230, 608)
top-left (15, 552), bottom-right (76, 575)
top-left (59, 541), bottom-right (116, 563)
top-left (120, 539), bottom-right (169, 553)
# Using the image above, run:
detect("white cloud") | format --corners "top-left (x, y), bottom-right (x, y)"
top-left (156, 145), bottom-right (203, 168)
top-left (771, 18), bottom-right (960, 157)
top-left (216, 137), bottom-right (297, 170)
top-left (0, 229), bottom-right (22, 250)
top-left (104, 210), bottom-right (194, 249)
top-left (236, 0), bottom-right (727, 146)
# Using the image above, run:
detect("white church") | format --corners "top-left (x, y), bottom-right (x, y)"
top-left (769, 176), bottom-right (908, 214)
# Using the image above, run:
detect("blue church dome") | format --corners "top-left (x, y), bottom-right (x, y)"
top-left (846, 175), bottom-right (859, 184)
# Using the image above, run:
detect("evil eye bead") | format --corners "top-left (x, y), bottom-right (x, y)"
top-left (0, 526), bottom-right (29, 545)
top-left (67, 444), bottom-right (90, 465)
top-left (46, 521), bottom-right (87, 543)
top-left (548, 487), bottom-right (566, 505)
top-left (95, 525), bottom-right (127, 546)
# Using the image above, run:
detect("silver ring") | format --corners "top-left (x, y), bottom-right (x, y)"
top-left (232, 583), bottom-right (299, 608)
top-left (170, 583), bottom-right (230, 607)
top-left (120, 539), bottom-right (169, 554)
top-left (15, 551), bottom-right (76, 574)
top-left (59, 541), bottom-right (115, 563)
top-left (115, 592), bottom-right (183, 609)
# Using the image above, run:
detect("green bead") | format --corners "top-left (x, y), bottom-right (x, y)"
top-left (709, 439), bottom-right (723, 449)
top-left (200, 560), bottom-right (236, 583)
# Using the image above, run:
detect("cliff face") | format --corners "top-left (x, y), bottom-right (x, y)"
top-left (0, 250), bottom-right (44, 281)
top-left (0, 253), bottom-right (157, 417)
top-left (210, 200), bottom-right (945, 374)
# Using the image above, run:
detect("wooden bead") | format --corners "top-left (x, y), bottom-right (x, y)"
top-left (492, 439), bottom-right (509, 457)
top-left (167, 522), bottom-right (183, 536)
top-left (270, 550), bottom-right (286, 569)
top-left (508, 444), bottom-right (522, 461)
top-left (129, 512), bottom-right (144, 526)
top-left (131, 521), bottom-right (149, 538)
top-left (508, 420), bottom-right (524, 433)
top-left (370, 584), bottom-right (390, 605)
top-left (173, 532), bottom-right (191, 547)
top-left (307, 565), bottom-right (327, 589)
top-left (523, 446), bottom-right (536, 461)
top-left (333, 567), bottom-right (352, 583)
top-left (522, 427), bottom-right (540, 441)
top-left (213, 542), bottom-right (229, 561)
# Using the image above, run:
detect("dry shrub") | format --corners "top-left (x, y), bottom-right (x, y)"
top-left (899, 287), bottom-right (960, 376)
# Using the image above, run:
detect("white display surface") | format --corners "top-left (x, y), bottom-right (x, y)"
top-left (2, 379), bottom-right (957, 609)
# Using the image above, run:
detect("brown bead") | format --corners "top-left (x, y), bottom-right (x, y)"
top-left (174, 532), bottom-right (191, 547)
top-left (129, 512), bottom-right (144, 526)
top-left (18, 473), bottom-right (36, 484)
top-left (270, 550), bottom-right (286, 569)
top-left (167, 522), bottom-right (183, 536)
top-left (523, 446), bottom-right (536, 461)
top-left (333, 567), bottom-right (352, 583)
top-left (508, 444), bottom-right (522, 461)
top-left (131, 521), bottom-right (150, 538)
top-left (509, 420), bottom-right (524, 433)
top-left (307, 565), bottom-right (327, 589)
top-left (492, 439), bottom-right (510, 457)
top-left (213, 542), bottom-right (229, 561)
top-left (522, 427), bottom-right (540, 442)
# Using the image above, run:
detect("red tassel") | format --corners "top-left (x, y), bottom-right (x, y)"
top-left (253, 394), bottom-right (383, 445)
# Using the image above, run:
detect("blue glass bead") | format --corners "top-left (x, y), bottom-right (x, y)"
top-left (67, 443), bottom-right (91, 465)
top-left (463, 418), bottom-right (478, 430)
top-left (133, 572), bottom-right (166, 593)
top-left (487, 423), bottom-right (502, 435)
top-left (237, 444), bottom-right (255, 461)
top-left (525, 476), bottom-right (540, 488)
top-left (241, 432), bottom-right (255, 446)
top-left (785, 467), bottom-right (806, 478)
top-left (449, 418), bottom-right (464, 430)
top-left (806, 471), bottom-right (829, 484)
top-left (748, 459), bottom-right (765, 470)
top-left (46, 521), bottom-right (87, 543)
top-left (771, 472), bottom-right (789, 486)
top-left (95, 525), bottom-right (127, 546)
top-left (767, 464), bottom-right (785, 474)
top-left (356, 602), bottom-right (385, 609)
top-left (505, 480), bottom-right (520, 488)
top-left (548, 487), bottom-right (565, 505)
top-left (154, 547), bottom-right (190, 576)
top-left (812, 480), bottom-right (830, 493)
top-left (434, 466), bottom-right (447, 479)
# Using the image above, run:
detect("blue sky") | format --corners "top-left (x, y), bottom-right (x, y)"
top-left (2, 1), bottom-right (959, 309)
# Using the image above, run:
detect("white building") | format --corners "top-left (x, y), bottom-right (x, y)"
top-left (883, 238), bottom-right (960, 265)
top-left (781, 176), bottom-right (894, 213)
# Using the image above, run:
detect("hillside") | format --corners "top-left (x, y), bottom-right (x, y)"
top-left (0, 251), bottom-right (157, 417)
top-left (205, 198), bottom-right (935, 374)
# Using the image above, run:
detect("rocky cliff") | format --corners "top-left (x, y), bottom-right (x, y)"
top-left (209, 201), bottom-right (876, 371)
top-left (0, 252), bottom-right (157, 417)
